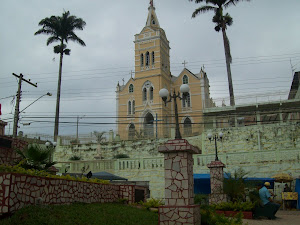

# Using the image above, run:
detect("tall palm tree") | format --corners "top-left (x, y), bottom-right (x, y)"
top-left (35, 11), bottom-right (86, 141)
top-left (189, 0), bottom-right (250, 106)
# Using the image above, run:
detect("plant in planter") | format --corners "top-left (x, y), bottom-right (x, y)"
top-left (213, 201), bottom-right (255, 219)
top-left (200, 205), bottom-right (243, 225)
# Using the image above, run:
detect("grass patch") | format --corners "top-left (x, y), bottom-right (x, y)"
top-left (0, 202), bottom-right (158, 225)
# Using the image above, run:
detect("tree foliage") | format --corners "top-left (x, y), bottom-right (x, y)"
top-left (189, 0), bottom-right (250, 106)
top-left (15, 144), bottom-right (56, 171)
top-left (34, 11), bottom-right (86, 55)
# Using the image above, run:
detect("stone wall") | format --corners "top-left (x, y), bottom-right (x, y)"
top-left (54, 123), bottom-right (300, 162)
top-left (0, 172), bottom-right (146, 214)
top-left (53, 139), bottom-right (167, 162)
top-left (0, 136), bottom-right (27, 165)
top-left (55, 122), bottom-right (300, 199)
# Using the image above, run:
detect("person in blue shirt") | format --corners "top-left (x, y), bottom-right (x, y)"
top-left (259, 182), bottom-right (281, 219)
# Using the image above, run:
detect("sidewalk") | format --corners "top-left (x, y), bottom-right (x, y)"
top-left (243, 210), bottom-right (300, 225)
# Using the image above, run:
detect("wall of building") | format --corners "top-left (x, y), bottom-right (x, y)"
top-left (0, 172), bottom-right (146, 214)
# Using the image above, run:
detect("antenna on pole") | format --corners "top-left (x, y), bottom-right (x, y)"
top-left (290, 58), bottom-right (295, 77)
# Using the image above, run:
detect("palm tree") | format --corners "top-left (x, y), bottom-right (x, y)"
top-left (16, 144), bottom-right (56, 171)
top-left (35, 11), bottom-right (86, 141)
top-left (189, 0), bottom-right (250, 106)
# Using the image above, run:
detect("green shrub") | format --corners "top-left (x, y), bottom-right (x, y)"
top-left (139, 198), bottom-right (164, 209)
top-left (200, 205), bottom-right (243, 225)
top-left (117, 198), bottom-right (128, 204)
top-left (69, 155), bottom-right (82, 161)
top-left (213, 201), bottom-right (255, 212)
top-left (0, 164), bottom-right (109, 185)
top-left (194, 193), bottom-right (209, 205)
top-left (114, 153), bottom-right (129, 159)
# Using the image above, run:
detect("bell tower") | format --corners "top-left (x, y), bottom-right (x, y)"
top-left (134, 1), bottom-right (171, 81)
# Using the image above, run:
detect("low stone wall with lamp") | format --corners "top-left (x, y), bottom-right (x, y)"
top-left (0, 172), bottom-right (146, 214)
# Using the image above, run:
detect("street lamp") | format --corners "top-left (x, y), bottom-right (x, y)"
top-left (159, 84), bottom-right (190, 139)
top-left (13, 92), bottom-right (52, 137)
top-left (45, 141), bottom-right (57, 162)
top-left (207, 132), bottom-right (223, 161)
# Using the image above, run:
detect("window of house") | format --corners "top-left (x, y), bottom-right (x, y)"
top-left (129, 84), bottom-right (134, 93)
top-left (143, 88), bottom-right (147, 101)
top-left (132, 100), bottom-right (135, 114)
top-left (146, 52), bottom-right (150, 66)
top-left (152, 51), bottom-right (155, 65)
top-left (141, 54), bottom-right (144, 66)
top-left (150, 87), bottom-right (153, 100)
top-left (128, 101), bottom-right (132, 114)
top-left (183, 75), bottom-right (188, 84)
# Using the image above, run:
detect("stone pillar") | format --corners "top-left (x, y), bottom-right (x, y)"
top-left (158, 139), bottom-right (201, 225)
top-left (207, 160), bottom-right (227, 204)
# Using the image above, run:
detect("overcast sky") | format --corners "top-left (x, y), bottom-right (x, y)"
top-left (1, 0), bottom-right (300, 138)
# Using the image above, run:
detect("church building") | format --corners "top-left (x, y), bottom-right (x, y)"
top-left (116, 1), bottom-right (214, 140)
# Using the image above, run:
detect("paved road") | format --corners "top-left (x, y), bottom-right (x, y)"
top-left (243, 211), bottom-right (300, 225)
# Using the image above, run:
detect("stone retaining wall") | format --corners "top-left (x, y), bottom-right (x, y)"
top-left (0, 173), bottom-right (146, 214)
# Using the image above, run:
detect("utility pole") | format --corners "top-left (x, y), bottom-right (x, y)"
top-left (76, 115), bottom-right (85, 144)
top-left (12, 73), bottom-right (37, 138)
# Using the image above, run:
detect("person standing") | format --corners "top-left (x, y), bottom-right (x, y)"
top-left (259, 182), bottom-right (281, 219)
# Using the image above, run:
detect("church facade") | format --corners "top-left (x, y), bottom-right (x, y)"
top-left (116, 2), bottom-right (214, 140)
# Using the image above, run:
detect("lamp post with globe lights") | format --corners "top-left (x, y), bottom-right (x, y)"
top-left (207, 132), bottom-right (223, 161)
top-left (45, 141), bottom-right (57, 162)
top-left (159, 84), bottom-right (190, 139)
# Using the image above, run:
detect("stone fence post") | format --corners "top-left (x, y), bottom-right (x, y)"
top-left (158, 139), bottom-right (201, 225)
top-left (207, 160), bottom-right (227, 204)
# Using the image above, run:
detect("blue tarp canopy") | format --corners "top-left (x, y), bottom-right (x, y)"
top-left (193, 174), bottom-right (275, 194)
top-left (90, 171), bottom-right (128, 181)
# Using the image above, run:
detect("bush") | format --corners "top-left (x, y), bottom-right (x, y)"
top-left (200, 205), bottom-right (243, 225)
top-left (69, 155), bottom-right (82, 161)
top-left (194, 193), bottom-right (209, 205)
top-left (0, 164), bottom-right (109, 185)
top-left (114, 153), bottom-right (129, 159)
top-left (213, 201), bottom-right (255, 212)
top-left (139, 198), bottom-right (164, 209)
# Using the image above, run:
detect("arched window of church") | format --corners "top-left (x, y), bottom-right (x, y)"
top-left (184, 117), bottom-right (192, 136)
top-left (146, 52), bottom-right (150, 66)
top-left (132, 100), bottom-right (135, 114)
top-left (143, 88), bottom-right (147, 101)
top-left (183, 93), bottom-right (191, 108)
top-left (150, 87), bottom-right (154, 100)
top-left (141, 54), bottom-right (144, 66)
top-left (152, 51), bottom-right (155, 65)
top-left (183, 75), bottom-right (189, 84)
top-left (128, 101), bottom-right (132, 115)
top-left (129, 84), bottom-right (134, 93)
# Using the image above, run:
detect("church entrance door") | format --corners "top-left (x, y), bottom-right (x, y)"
top-left (144, 113), bottom-right (154, 138)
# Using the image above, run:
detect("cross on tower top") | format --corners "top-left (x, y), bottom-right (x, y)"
top-left (182, 60), bottom-right (188, 68)
top-left (150, 0), bottom-right (153, 7)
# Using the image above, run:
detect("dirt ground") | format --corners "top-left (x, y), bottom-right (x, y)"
top-left (243, 210), bottom-right (300, 225)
